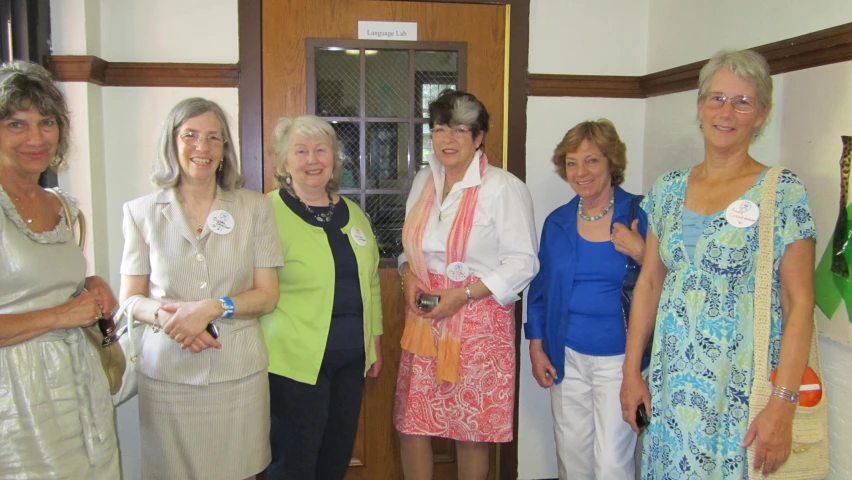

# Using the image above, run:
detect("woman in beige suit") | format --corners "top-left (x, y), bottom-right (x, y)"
top-left (119, 98), bottom-right (283, 480)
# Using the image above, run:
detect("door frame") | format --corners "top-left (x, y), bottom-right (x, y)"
top-left (237, 1), bottom-right (530, 478)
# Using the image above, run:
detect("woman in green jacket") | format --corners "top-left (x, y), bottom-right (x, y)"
top-left (260, 115), bottom-right (383, 480)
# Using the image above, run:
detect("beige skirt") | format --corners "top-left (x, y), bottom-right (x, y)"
top-left (138, 370), bottom-right (270, 479)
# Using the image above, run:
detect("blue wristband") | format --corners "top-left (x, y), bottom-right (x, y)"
top-left (218, 297), bottom-right (235, 319)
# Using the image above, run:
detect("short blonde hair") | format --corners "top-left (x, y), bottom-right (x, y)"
top-left (151, 98), bottom-right (243, 190)
top-left (552, 119), bottom-right (627, 186)
top-left (272, 115), bottom-right (343, 193)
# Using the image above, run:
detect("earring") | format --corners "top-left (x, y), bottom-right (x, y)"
top-left (284, 173), bottom-right (292, 186)
top-left (218, 160), bottom-right (224, 172)
top-left (753, 129), bottom-right (759, 138)
top-left (698, 123), bottom-right (703, 131)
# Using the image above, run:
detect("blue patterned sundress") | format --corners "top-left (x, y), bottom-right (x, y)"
top-left (640, 167), bottom-right (816, 479)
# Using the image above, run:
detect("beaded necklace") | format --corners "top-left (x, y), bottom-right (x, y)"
top-left (289, 190), bottom-right (335, 223)
top-left (578, 195), bottom-right (614, 222)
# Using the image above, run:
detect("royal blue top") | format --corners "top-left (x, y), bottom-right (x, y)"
top-left (564, 236), bottom-right (627, 355)
top-left (525, 185), bottom-right (648, 384)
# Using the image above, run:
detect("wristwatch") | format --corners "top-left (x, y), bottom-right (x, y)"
top-left (218, 297), bottom-right (235, 319)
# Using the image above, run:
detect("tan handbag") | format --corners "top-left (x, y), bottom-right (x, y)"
top-left (46, 188), bottom-right (126, 396)
top-left (746, 167), bottom-right (829, 479)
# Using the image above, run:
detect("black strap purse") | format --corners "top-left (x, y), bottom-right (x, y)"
top-left (620, 195), bottom-right (652, 370)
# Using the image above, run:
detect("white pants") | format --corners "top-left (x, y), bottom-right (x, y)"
top-left (551, 347), bottom-right (637, 480)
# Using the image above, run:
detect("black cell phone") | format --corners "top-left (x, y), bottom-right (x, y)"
top-left (416, 293), bottom-right (440, 312)
top-left (206, 323), bottom-right (219, 339)
top-left (636, 403), bottom-right (650, 430)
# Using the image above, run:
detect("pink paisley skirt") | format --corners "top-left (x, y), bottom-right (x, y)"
top-left (393, 272), bottom-right (516, 442)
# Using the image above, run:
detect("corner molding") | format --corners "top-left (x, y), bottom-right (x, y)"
top-left (48, 55), bottom-right (239, 88)
top-left (530, 21), bottom-right (852, 98)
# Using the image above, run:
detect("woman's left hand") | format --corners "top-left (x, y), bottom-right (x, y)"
top-left (84, 276), bottom-right (118, 318)
top-left (367, 335), bottom-right (383, 377)
top-left (421, 287), bottom-right (468, 320)
top-left (741, 398), bottom-right (795, 475)
top-left (160, 300), bottom-right (220, 348)
top-left (612, 219), bottom-right (645, 263)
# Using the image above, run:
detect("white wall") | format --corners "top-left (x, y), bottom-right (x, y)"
top-left (529, 0), bottom-right (649, 75)
top-left (778, 61), bottom-right (852, 478)
top-left (646, 0), bottom-right (852, 72)
top-left (50, 1), bottom-right (238, 478)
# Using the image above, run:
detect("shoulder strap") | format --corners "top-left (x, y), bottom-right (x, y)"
top-left (627, 194), bottom-right (643, 222)
top-left (751, 166), bottom-right (823, 395)
top-left (625, 195), bottom-right (644, 268)
top-left (44, 188), bottom-right (86, 249)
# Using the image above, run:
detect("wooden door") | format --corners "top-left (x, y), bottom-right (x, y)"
top-left (261, 2), bottom-right (507, 478)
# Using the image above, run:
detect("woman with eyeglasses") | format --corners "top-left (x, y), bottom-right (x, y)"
top-left (394, 90), bottom-right (538, 479)
top-left (525, 119), bottom-right (648, 479)
top-left (119, 98), bottom-right (283, 479)
top-left (620, 50), bottom-right (816, 478)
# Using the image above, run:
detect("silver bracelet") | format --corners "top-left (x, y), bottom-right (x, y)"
top-left (771, 385), bottom-right (799, 404)
top-left (465, 286), bottom-right (475, 304)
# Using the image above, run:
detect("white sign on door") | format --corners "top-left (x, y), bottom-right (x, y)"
top-left (358, 21), bottom-right (417, 41)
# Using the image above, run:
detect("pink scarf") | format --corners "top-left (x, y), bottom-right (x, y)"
top-left (400, 152), bottom-right (487, 384)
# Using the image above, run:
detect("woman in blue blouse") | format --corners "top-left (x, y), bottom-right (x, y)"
top-left (526, 119), bottom-right (648, 479)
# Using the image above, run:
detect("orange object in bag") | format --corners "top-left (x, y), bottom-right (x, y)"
top-left (770, 366), bottom-right (823, 407)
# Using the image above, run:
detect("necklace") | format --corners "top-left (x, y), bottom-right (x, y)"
top-left (10, 193), bottom-right (34, 224)
top-left (291, 190), bottom-right (335, 223)
top-left (578, 195), bottom-right (615, 222)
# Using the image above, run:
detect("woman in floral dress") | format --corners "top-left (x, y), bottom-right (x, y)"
top-left (620, 50), bottom-right (817, 479)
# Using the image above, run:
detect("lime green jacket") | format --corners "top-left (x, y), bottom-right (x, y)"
top-left (261, 193), bottom-right (383, 384)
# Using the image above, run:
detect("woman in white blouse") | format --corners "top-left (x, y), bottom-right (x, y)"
top-left (394, 89), bottom-right (539, 479)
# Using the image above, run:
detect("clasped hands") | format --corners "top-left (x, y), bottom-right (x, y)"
top-left (156, 299), bottom-right (223, 353)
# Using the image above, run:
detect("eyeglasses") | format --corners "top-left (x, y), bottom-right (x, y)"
top-left (699, 92), bottom-right (761, 114)
top-left (178, 131), bottom-right (228, 147)
top-left (431, 125), bottom-right (472, 138)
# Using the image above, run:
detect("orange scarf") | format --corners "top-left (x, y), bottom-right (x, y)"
top-left (400, 152), bottom-right (487, 384)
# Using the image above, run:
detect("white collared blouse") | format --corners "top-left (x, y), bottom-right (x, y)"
top-left (398, 150), bottom-right (539, 305)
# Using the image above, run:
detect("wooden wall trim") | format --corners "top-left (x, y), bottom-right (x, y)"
top-left (528, 73), bottom-right (643, 98)
top-left (49, 55), bottom-right (239, 88)
top-left (534, 21), bottom-right (852, 98)
top-left (238, 0), bottom-right (263, 192)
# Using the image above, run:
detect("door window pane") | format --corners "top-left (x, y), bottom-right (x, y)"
top-left (331, 121), bottom-right (361, 190)
top-left (366, 194), bottom-right (408, 259)
top-left (366, 123), bottom-right (409, 189)
top-left (366, 50), bottom-right (409, 118)
top-left (316, 48), bottom-right (360, 117)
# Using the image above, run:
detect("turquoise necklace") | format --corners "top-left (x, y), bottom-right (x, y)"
top-left (578, 195), bottom-right (614, 222)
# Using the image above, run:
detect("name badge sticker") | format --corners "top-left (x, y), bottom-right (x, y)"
top-left (725, 199), bottom-right (760, 228)
top-left (446, 262), bottom-right (471, 282)
top-left (351, 227), bottom-right (368, 246)
top-left (207, 210), bottom-right (235, 234)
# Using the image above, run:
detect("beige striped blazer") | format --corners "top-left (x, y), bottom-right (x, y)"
top-left (120, 187), bottom-right (284, 386)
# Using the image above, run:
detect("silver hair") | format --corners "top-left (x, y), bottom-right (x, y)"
top-left (450, 96), bottom-right (480, 126)
top-left (272, 115), bottom-right (343, 193)
top-left (697, 50), bottom-right (773, 138)
top-left (151, 98), bottom-right (243, 190)
top-left (0, 61), bottom-right (71, 170)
